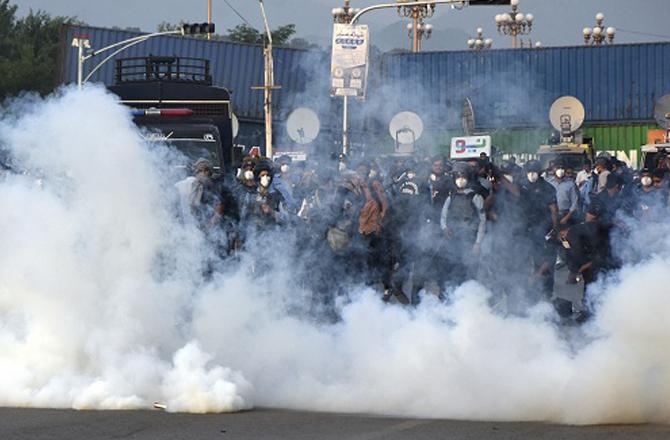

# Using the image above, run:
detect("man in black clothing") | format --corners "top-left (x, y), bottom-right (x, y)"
top-left (520, 160), bottom-right (559, 301)
top-left (565, 202), bottom-right (615, 321)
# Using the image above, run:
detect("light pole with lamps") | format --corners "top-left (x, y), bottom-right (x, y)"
top-left (494, 0), bottom-right (533, 49)
top-left (407, 20), bottom-right (433, 52)
top-left (396, 1), bottom-right (436, 53)
top-left (583, 13), bottom-right (616, 46)
top-left (467, 27), bottom-right (493, 50)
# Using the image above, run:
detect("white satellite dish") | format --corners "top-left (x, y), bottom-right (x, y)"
top-left (286, 107), bottom-right (321, 145)
top-left (462, 97), bottom-right (476, 136)
top-left (549, 96), bottom-right (585, 135)
top-left (389, 111), bottom-right (424, 145)
top-left (231, 113), bottom-right (239, 139)
top-left (654, 93), bottom-right (670, 129)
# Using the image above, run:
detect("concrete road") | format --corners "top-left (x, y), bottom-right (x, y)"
top-left (1, 408), bottom-right (669, 440)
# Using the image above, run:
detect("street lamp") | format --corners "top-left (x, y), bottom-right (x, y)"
top-left (467, 27), bottom-right (492, 50)
top-left (407, 20), bottom-right (433, 51)
top-left (397, 0), bottom-right (436, 53)
top-left (495, 0), bottom-right (533, 49)
top-left (332, 0), bottom-right (360, 24)
top-left (583, 12), bottom-right (615, 46)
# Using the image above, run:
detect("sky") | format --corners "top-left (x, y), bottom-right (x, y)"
top-left (11, 0), bottom-right (670, 51)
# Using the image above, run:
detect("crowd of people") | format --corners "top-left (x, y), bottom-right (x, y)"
top-left (175, 150), bottom-right (670, 321)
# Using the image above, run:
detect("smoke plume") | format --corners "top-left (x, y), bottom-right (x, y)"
top-left (1, 86), bottom-right (670, 424)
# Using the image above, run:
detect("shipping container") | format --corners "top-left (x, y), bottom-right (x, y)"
top-left (380, 43), bottom-right (670, 127)
top-left (58, 25), bottom-right (670, 151)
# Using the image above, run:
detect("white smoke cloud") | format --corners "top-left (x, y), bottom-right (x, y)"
top-left (1, 86), bottom-right (670, 424)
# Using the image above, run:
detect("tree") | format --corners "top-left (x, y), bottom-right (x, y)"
top-left (0, 0), bottom-right (83, 98)
top-left (226, 23), bottom-right (298, 47)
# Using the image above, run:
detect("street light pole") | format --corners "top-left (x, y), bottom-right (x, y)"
top-left (255, 0), bottom-right (281, 158)
top-left (207, 0), bottom-right (212, 40)
top-left (332, 0), bottom-right (361, 156)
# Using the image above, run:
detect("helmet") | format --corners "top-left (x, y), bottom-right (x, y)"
top-left (254, 158), bottom-right (275, 177)
top-left (452, 161), bottom-right (470, 178)
top-left (524, 160), bottom-right (542, 173)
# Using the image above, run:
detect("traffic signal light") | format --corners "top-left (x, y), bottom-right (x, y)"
top-left (181, 23), bottom-right (216, 35)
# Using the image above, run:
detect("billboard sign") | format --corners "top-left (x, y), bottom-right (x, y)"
top-left (330, 23), bottom-right (369, 99)
top-left (450, 136), bottom-right (492, 159)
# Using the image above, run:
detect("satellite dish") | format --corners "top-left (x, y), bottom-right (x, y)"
top-left (389, 111), bottom-right (424, 145)
top-left (549, 96), bottom-right (585, 135)
top-left (286, 107), bottom-right (321, 145)
top-left (462, 97), bottom-right (476, 135)
top-left (231, 113), bottom-right (239, 139)
top-left (654, 93), bottom-right (670, 129)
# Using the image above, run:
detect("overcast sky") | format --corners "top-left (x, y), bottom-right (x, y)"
top-left (12, 0), bottom-right (670, 50)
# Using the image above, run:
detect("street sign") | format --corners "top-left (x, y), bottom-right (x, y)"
top-left (330, 23), bottom-right (370, 100)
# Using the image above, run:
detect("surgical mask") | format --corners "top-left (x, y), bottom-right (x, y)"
top-left (430, 173), bottom-right (438, 182)
top-left (594, 168), bottom-right (601, 175)
top-left (369, 170), bottom-right (378, 179)
top-left (641, 176), bottom-right (653, 187)
top-left (455, 177), bottom-right (468, 189)
top-left (555, 168), bottom-right (565, 178)
top-left (260, 175), bottom-right (272, 188)
top-left (236, 168), bottom-right (242, 178)
top-left (280, 164), bottom-right (290, 174)
top-left (338, 162), bottom-right (347, 172)
top-left (527, 172), bottom-right (539, 183)
top-left (504, 174), bottom-right (514, 183)
top-left (243, 170), bottom-right (254, 181)
top-left (407, 172), bottom-right (416, 180)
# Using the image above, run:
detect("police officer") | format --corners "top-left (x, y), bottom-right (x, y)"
top-left (520, 160), bottom-right (559, 301)
top-left (440, 163), bottom-right (487, 285)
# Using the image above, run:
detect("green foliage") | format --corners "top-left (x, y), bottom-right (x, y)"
top-left (225, 23), bottom-right (312, 48)
top-left (0, 0), bottom-right (82, 98)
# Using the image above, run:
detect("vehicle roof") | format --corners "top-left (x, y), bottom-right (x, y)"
top-left (537, 143), bottom-right (590, 155)
top-left (641, 143), bottom-right (670, 153)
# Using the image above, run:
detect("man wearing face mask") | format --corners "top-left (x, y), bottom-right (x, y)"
top-left (440, 164), bottom-right (487, 285)
top-left (548, 161), bottom-right (580, 226)
top-left (250, 159), bottom-right (287, 228)
top-left (520, 160), bottom-right (559, 301)
top-left (272, 155), bottom-right (297, 212)
top-left (632, 169), bottom-right (664, 220)
top-left (423, 155), bottom-right (451, 226)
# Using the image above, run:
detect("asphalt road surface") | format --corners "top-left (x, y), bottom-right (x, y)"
top-left (2, 408), bottom-right (670, 440)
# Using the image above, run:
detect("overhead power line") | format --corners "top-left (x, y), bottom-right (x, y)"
top-left (616, 28), bottom-right (670, 41)
top-left (222, 0), bottom-right (255, 28)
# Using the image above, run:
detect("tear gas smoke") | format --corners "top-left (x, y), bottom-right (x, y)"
top-left (1, 87), bottom-right (670, 424)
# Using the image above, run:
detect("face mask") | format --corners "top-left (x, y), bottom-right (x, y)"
top-left (338, 162), bottom-right (347, 172)
top-left (455, 177), bottom-right (468, 189)
top-left (504, 174), bottom-right (514, 183)
top-left (407, 172), bottom-right (416, 180)
top-left (236, 168), bottom-right (242, 178)
top-left (641, 176), bottom-right (653, 187)
top-left (430, 173), bottom-right (438, 182)
top-left (280, 164), bottom-right (290, 174)
top-left (555, 168), bottom-right (565, 178)
top-left (260, 175), bottom-right (272, 188)
top-left (369, 170), bottom-right (378, 179)
top-left (527, 172), bottom-right (539, 183)
top-left (243, 170), bottom-right (254, 181)
top-left (594, 168), bottom-right (601, 175)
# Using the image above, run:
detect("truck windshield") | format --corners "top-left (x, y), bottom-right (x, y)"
top-left (159, 138), bottom-right (221, 169)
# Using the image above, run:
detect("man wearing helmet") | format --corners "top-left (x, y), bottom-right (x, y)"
top-left (439, 163), bottom-right (487, 285)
